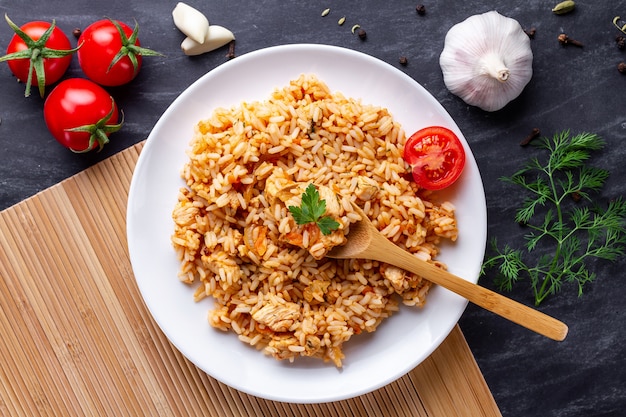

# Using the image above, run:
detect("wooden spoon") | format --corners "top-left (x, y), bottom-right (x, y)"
top-left (327, 203), bottom-right (568, 341)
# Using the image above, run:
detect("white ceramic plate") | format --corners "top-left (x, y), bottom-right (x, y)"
top-left (127, 44), bottom-right (487, 403)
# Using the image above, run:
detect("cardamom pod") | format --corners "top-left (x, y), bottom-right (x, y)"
top-left (552, 0), bottom-right (575, 15)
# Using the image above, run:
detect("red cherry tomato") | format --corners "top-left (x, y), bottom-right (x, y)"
top-left (0, 16), bottom-right (75, 97)
top-left (403, 126), bottom-right (466, 190)
top-left (77, 19), bottom-right (161, 86)
top-left (44, 78), bottom-right (123, 152)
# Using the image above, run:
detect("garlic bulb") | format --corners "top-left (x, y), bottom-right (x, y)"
top-left (439, 11), bottom-right (533, 112)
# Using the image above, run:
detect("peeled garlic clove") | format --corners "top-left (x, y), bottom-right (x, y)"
top-left (172, 2), bottom-right (210, 44)
top-left (181, 25), bottom-right (235, 56)
top-left (439, 11), bottom-right (533, 112)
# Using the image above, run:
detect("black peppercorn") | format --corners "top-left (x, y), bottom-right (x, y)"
top-left (618, 62), bottom-right (626, 74)
top-left (72, 28), bottom-right (81, 38)
top-left (357, 29), bottom-right (367, 40)
top-left (399, 56), bottom-right (408, 66)
top-left (416, 4), bottom-right (426, 15)
top-left (616, 35), bottom-right (625, 50)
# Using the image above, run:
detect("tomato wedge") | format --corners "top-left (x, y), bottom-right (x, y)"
top-left (403, 126), bottom-right (466, 190)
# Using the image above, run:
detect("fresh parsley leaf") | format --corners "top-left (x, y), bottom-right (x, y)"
top-left (481, 131), bottom-right (626, 305)
top-left (317, 216), bottom-right (340, 235)
top-left (288, 184), bottom-right (340, 236)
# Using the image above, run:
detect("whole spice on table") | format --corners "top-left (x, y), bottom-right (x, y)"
top-left (481, 131), bottom-right (626, 306)
top-left (399, 56), bottom-right (408, 65)
top-left (618, 62), bottom-right (626, 74)
top-left (416, 5), bottom-right (426, 16)
top-left (519, 127), bottom-right (541, 146)
top-left (357, 28), bottom-right (367, 40)
top-left (613, 16), bottom-right (626, 34)
top-left (558, 33), bottom-right (583, 47)
top-left (226, 40), bottom-right (236, 59)
top-left (616, 35), bottom-right (625, 49)
top-left (552, 1), bottom-right (576, 15)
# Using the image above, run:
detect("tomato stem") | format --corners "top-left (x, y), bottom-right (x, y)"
top-left (106, 18), bottom-right (163, 76)
top-left (64, 98), bottom-right (124, 153)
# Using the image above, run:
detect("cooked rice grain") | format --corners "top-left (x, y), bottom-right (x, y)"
top-left (171, 74), bottom-right (458, 367)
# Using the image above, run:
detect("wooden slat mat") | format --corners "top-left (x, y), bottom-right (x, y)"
top-left (0, 142), bottom-right (501, 416)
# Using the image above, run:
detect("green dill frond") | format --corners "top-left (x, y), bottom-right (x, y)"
top-left (515, 195), bottom-right (546, 224)
top-left (578, 166), bottom-right (609, 194)
top-left (568, 131), bottom-right (605, 151)
top-left (570, 206), bottom-right (592, 229)
top-left (481, 130), bottom-right (625, 305)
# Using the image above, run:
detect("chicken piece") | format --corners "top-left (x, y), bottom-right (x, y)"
top-left (354, 176), bottom-right (380, 201)
top-left (316, 184), bottom-right (341, 217)
top-left (303, 279), bottom-right (331, 304)
top-left (303, 335), bottom-right (322, 356)
top-left (267, 334), bottom-right (300, 360)
top-left (269, 334), bottom-right (323, 359)
top-left (200, 250), bottom-right (242, 291)
top-left (252, 297), bottom-right (301, 332)
top-left (263, 169), bottom-right (297, 206)
top-left (381, 264), bottom-right (407, 292)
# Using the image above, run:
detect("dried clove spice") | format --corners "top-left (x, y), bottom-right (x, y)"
top-left (558, 33), bottom-right (583, 47)
top-left (570, 191), bottom-right (582, 202)
top-left (226, 40), bottom-right (236, 60)
top-left (520, 128), bottom-right (541, 146)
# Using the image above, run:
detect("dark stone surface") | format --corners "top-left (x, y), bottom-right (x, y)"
top-left (1, 1), bottom-right (625, 415)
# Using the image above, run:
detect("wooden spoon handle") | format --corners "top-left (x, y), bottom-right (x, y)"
top-left (370, 235), bottom-right (569, 341)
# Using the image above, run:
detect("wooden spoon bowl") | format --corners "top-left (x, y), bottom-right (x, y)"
top-left (328, 203), bottom-right (568, 341)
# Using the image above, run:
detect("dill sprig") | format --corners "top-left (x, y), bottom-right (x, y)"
top-left (481, 131), bottom-right (626, 305)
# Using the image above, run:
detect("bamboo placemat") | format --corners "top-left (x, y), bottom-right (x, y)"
top-left (0, 142), bottom-right (501, 416)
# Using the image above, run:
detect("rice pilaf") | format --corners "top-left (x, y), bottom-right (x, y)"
top-left (171, 74), bottom-right (458, 367)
